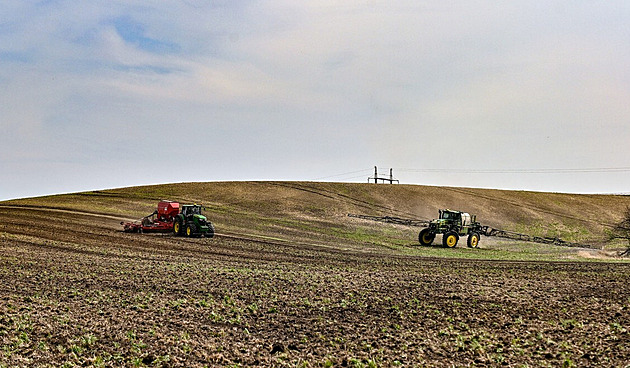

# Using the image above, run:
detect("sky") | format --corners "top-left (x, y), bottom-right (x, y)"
top-left (1, 1), bottom-right (630, 200)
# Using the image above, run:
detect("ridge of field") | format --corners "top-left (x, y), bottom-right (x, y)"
top-left (3, 181), bottom-right (630, 260)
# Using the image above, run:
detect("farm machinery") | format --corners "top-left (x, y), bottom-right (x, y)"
top-left (418, 209), bottom-right (485, 248)
top-left (348, 209), bottom-right (599, 249)
top-left (121, 201), bottom-right (214, 238)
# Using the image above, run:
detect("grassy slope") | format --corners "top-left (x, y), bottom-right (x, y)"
top-left (3, 181), bottom-right (630, 261)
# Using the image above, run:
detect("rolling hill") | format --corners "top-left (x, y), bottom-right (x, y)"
top-left (3, 181), bottom-right (629, 257)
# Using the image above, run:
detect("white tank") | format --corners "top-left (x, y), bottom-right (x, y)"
top-left (461, 213), bottom-right (471, 226)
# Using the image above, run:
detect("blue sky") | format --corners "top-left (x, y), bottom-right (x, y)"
top-left (1, 1), bottom-right (630, 200)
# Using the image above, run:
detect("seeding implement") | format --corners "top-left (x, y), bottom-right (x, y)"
top-left (121, 201), bottom-right (215, 238)
top-left (348, 211), bottom-right (599, 249)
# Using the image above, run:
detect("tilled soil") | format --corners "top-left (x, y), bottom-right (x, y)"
top-left (1, 207), bottom-right (629, 367)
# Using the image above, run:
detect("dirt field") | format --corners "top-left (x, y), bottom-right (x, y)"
top-left (1, 203), bottom-right (629, 367)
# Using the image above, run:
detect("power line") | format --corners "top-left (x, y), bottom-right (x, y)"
top-left (312, 169), bottom-right (372, 181)
top-left (335, 174), bottom-right (373, 181)
top-left (396, 167), bottom-right (630, 174)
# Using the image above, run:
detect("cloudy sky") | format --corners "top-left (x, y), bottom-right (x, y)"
top-left (1, 1), bottom-right (630, 200)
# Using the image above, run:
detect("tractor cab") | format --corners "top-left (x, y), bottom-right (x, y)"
top-left (438, 209), bottom-right (474, 228)
top-left (181, 205), bottom-right (203, 218)
top-left (439, 209), bottom-right (460, 220)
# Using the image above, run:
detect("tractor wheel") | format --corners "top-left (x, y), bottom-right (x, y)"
top-left (467, 232), bottom-right (480, 248)
top-left (418, 228), bottom-right (435, 246)
top-left (443, 231), bottom-right (459, 248)
top-left (186, 224), bottom-right (197, 237)
top-left (205, 223), bottom-right (215, 238)
top-left (173, 220), bottom-right (182, 236)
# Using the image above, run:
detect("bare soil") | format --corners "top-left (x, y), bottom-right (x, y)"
top-left (1, 205), bottom-right (629, 367)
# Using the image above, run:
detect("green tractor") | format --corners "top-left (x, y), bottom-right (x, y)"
top-left (418, 209), bottom-right (484, 248)
top-left (173, 204), bottom-right (215, 238)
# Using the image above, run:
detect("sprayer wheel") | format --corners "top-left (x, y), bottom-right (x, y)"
top-left (443, 231), bottom-right (459, 248)
top-left (467, 233), bottom-right (480, 248)
top-left (418, 228), bottom-right (435, 246)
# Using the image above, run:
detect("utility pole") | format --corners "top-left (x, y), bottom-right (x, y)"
top-left (368, 167), bottom-right (399, 184)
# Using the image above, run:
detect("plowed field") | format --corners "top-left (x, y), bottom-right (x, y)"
top-left (1, 204), bottom-right (629, 367)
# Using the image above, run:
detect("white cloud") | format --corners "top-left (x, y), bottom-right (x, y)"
top-left (1, 1), bottom-right (630, 199)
